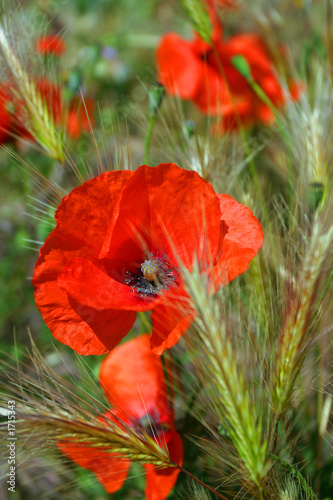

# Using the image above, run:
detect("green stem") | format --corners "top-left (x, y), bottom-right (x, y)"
top-left (247, 78), bottom-right (293, 158)
top-left (246, 76), bottom-right (296, 202)
top-left (144, 113), bottom-right (157, 164)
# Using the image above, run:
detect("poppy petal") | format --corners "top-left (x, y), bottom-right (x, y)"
top-left (55, 170), bottom-right (132, 254)
top-left (156, 33), bottom-right (202, 99)
top-left (0, 84), bottom-right (14, 142)
top-left (33, 230), bottom-right (136, 355)
top-left (58, 257), bottom-right (157, 311)
top-left (99, 335), bottom-right (171, 420)
top-left (193, 62), bottom-right (231, 115)
top-left (226, 34), bottom-right (274, 74)
top-left (209, 194), bottom-right (264, 288)
top-left (101, 164), bottom-right (224, 270)
top-left (34, 280), bottom-right (136, 355)
top-left (58, 441), bottom-right (130, 493)
top-left (150, 288), bottom-right (195, 355)
top-left (144, 429), bottom-right (183, 500)
top-left (67, 98), bottom-right (95, 139)
top-left (35, 35), bottom-right (66, 56)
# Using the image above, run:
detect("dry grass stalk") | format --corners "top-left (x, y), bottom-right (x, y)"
top-left (273, 218), bottom-right (333, 415)
top-left (179, 0), bottom-right (212, 44)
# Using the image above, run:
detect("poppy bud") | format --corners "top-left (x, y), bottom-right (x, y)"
top-left (231, 55), bottom-right (253, 81)
top-left (148, 83), bottom-right (165, 115)
top-left (182, 120), bottom-right (197, 139)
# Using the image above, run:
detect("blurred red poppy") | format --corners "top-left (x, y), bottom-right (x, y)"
top-left (33, 163), bottom-right (263, 355)
top-left (214, 0), bottom-right (238, 7)
top-left (0, 84), bottom-right (14, 143)
top-left (66, 97), bottom-right (95, 139)
top-left (207, 0), bottom-right (238, 7)
top-left (59, 334), bottom-right (183, 499)
top-left (156, 18), bottom-right (298, 129)
top-left (35, 35), bottom-right (66, 56)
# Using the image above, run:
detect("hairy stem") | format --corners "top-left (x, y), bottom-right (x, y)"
top-left (176, 464), bottom-right (229, 500)
top-left (211, 44), bottom-right (270, 224)
top-left (144, 113), bottom-right (157, 164)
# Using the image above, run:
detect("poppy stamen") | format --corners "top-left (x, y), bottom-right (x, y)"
top-left (141, 259), bottom-right (159, 282)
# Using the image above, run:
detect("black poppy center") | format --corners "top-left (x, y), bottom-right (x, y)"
top-left (135, 413), bottom-right (170, 438)
top-left (125, 252), bottom-right (178, 297)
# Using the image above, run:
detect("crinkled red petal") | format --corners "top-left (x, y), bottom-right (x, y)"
top-left (58, 256), bottom-right (156, 311)
top-left (101, 163), bottom-right (223, 270)
top-left (150, 287), bottom-right (195, 355)
top-left (34, 279), bottom-right (136, 355)
top-left (33, 229), bottom-right (136, 355)
top-left (55, 170), bottom-right (132, 254)
top-left (209, 194), bottom-right (264, 289)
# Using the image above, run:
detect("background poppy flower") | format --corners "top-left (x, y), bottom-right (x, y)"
top-left (213, 0), bottom-right (238, 7)
top-left (0, 83), bottom-right (15, 143)
top-left (33, 163), bottom-right (263, 355)
top-left (35, 35), bottom-right (66, 56)
top-left (66, 97), bottom-right (95, 139)
top-left (59, 334), bottom-right (183, 499)
top-left (206, 0), bottom-right (238, 9)
top-left (156, 22), bottom-right (298, 129)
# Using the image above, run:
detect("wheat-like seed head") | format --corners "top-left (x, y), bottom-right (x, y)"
top-left (0, 4), bottom-right (66, 162)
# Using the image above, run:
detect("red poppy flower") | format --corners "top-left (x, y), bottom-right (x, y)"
top-left (35, 35), bottom-right (66, 56)
top-left (33, 163), bottom-right (263, 355)
top-left (156, 20), bottom-right (297, 129)
top-left (59, 334), bottom-right (183, 499)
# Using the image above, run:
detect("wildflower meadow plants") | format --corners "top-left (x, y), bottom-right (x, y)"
top-left (0, 0), bottom-right (333, 499)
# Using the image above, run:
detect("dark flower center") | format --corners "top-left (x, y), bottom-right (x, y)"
top-left (125, 252), bottom-right (178, 297)
top-left (135, 413), bottom-right (170, 438)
